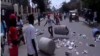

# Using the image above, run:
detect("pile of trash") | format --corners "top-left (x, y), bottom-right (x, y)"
top-left (70, 32), bottom-right (87, 38)
top-left (35, 29), bottom-right (44, 36)
top-left (54, 39), bottom-right (76, 50)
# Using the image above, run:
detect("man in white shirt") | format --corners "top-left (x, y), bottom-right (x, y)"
top-left (44, 15), bottom-right (55, 37)
top-left (24, 14), bottom-right (38, 56)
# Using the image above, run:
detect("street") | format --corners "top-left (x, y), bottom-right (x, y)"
top-left (4, 15), bottom-right (100, 56)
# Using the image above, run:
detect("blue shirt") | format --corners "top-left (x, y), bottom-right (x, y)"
top-left (93, 28), bottom-right (99, 36)
top-left (1, 21), bottom-right (7, 34)
top-left (38, 14), bottom-right (41, 19)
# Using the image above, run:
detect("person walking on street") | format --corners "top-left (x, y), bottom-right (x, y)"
top-left (24, 14), bottom-right (38, 56)
top-left (59, 13), bottom-right (62, 21)
top-left (93, 11), bottom-right (97, 22)
top-left (88, 11), bottom-right (93, 22)
top-left (7, 14), bottom-right (18, 56)
top-left (16, 15), bottom-right (25, 45)
top-left (44, 15), bottom-right (55, 37)
top-left (64, 12), bottom-right (66, 19)
top-left (69, 13), bottom-right (73, 22)
top-left (54, 13), bottom-right (56, 21)
top-left (56, 14), bottom-right (60, 25)
top-left (43, 13), bottom-right (46, 20)
top-left (1, 17), bottom-right (7, 56)
top-left (38, 13), bottom-right (41, 26)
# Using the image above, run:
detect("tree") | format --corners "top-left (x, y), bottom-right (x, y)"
top-left (32, 0), bottom-right (51, 13)
top-left (81, 0), bottom-right (100, 22)
top-left (59, 2), bottom-right (69, 13)
top-left (68, 1), bottom-right (81, 10)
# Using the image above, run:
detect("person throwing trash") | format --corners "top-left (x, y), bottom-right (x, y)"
top-left (44, 14), bottom-right (55, 37)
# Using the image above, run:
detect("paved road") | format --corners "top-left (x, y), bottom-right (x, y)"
top-left (4, 15), bottom-right (100, 56)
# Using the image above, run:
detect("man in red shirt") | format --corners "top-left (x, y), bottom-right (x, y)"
top-left (7, 14), bottom-right (18, 56)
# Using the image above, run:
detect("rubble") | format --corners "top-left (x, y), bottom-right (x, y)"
top-left (82, 50), bottom-right (88, 54)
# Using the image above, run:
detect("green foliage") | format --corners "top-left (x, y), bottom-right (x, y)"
top-left (59, 2), bottom-right (69, 13)
top-left (82, 0), bottom-right (100, 10)
top-left (32, 0), bottom-right (51, 13)
top-left (82, 0), bottom-right (100, 22)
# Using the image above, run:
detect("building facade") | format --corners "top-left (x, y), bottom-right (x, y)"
top-left (1, 0), bottom-right (14, 27)
top-left (1, 0), bottom-right (14, 6)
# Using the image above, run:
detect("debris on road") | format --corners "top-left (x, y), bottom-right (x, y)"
top-left (68, 46), bottom-right (73, 50)
top-left (89, 44), bottom-right (95, 47)
top-left (79, 42), bottom-right (82, 44)
top-left (65, 51), bottom-right (72, 56)
top-left (82, 50), bottom-right (88, 54)
top-left (35, 29), bottom-right (44, 36)
top-left (76, 52), bottom-right (79, 55)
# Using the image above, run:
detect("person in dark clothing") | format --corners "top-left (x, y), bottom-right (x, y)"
top-left (38, 14), bottom-right (41, 26)
top-left (43, 13), bottom-right (46, 20)
top-left (59, 13), bottom-right (62, 21)
top-left (69, 13), bottom-right (73, 22)
top-left (16, 15), bottom-right (25, 45)
top-left (88, 12), bottom-right (93, 22)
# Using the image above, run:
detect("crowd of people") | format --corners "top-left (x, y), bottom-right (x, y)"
top-left (1, 11), bottom-right (100, 56)
top-left (83, 10), bottom-right (97, 23)
top-left (1, 12), bottom-right (68, 56)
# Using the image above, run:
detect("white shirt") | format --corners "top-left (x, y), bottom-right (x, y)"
top-left (24, 24), bottom-right (37, 55)
top-left (64, 13), bottom-right (66, 16)
top-left (46, 19), bottom-right (53, 27)
top-left (17, 19), bottom-right (23, 26)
